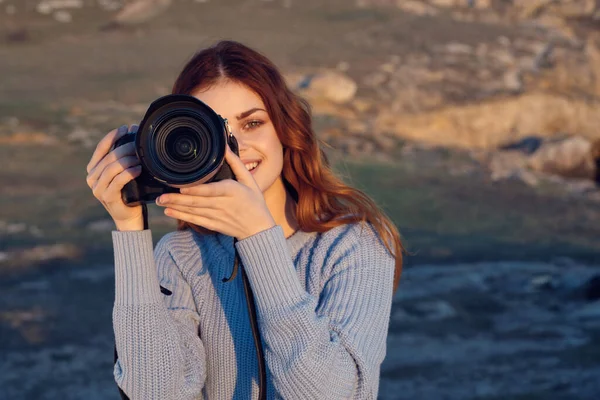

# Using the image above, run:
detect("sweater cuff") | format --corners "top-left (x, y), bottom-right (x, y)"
top-left (112, 229), bottom-right (163, 305)
top-left (234, 225), bottom-right (307, 313)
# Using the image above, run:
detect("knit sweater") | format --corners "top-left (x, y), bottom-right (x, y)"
top-left (111, 221), bottom-right (395, 399)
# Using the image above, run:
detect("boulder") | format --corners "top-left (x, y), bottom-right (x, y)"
top-left (499, 136), bottom-right (543, 155)
top-left (395, 0), bottom-right (438, 16)
top-left (583, 275), bottom-right (600, 301)
top-left (288, 70), bottom-right (358, 104)
top-left (573, 300), bottom-right (600, 319)
top-left (527, 136), bottom-right (595, 179)
top-left (376, 93), bottom-right (600, 149)
top-left (592, 138), bottom-right (600, 185)
top-left (429, 0), bottom-right (491, 9)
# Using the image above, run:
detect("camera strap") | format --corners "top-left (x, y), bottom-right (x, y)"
top-left (113, 204), bottom-right (267, 400)
top-left (231, 242), bottom-right (267, 400)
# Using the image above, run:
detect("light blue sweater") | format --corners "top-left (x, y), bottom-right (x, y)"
top-left (111, 221), bottom-right (395, 399)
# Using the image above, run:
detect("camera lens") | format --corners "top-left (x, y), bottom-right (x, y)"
top-left (135, 95), bottom-right (228, 185)
top-left (174, 136), bottom-right (193, 157)
top-left (153, 116), bottom-right (212, 174)
top-left (167, 128), bottom-right (201, 162)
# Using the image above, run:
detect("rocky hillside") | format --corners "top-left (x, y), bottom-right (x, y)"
top-left (4, 0), bottom-right (598, 187)
top-left (290, 0), bottom-right (600, 186)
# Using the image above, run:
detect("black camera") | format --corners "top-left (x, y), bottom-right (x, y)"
top-left (111, 94), bottom-right (239, 206)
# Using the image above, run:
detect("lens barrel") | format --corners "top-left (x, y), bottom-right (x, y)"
top-left (135, 95), bottom-right (227, 185)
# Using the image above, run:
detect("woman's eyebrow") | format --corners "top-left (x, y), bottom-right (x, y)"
top-left (236, 108), bottom-right (266, 120)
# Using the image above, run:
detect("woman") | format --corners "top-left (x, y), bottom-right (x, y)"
top-left (85, 40), bottom-right (404, 399)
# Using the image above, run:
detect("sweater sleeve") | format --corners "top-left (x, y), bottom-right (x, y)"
top-left (112, 229), bottom-right (207, 400)
top-left (234, 224), bottom-right (395, 399)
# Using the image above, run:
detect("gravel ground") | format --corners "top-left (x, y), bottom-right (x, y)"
top-left (2, 259), bottom-right (599, 399)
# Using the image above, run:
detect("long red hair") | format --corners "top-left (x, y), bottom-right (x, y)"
top-left (171, 41), bottom-right (404, 293)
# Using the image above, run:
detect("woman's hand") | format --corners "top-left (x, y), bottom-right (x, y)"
top-left (155, 145), bottom-right (276, 240)
top-left (85, 124), bottom-right (145, 231)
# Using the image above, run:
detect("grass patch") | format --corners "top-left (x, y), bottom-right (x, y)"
top-left (332, 156), bottom-right (600, 265)
top-left (0, 101), bottom-right (70, 130)
top-left (1, 148), bottom-right (599, 274)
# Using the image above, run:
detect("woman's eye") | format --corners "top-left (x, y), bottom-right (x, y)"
top-left (244, 120), bottom-right (263, 130)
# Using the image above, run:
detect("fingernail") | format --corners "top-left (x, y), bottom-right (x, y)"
top-left (156, 196), bottom-right (162, 205)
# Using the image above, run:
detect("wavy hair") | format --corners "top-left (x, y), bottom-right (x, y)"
top-left (171, 41), bottom-right (404, 293)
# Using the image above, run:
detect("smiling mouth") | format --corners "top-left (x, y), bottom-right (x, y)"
top-left (245, 161), bottom-right (261, 172)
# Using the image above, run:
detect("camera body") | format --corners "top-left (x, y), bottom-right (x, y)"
top-left (111, 94), bottom-right (239, 206)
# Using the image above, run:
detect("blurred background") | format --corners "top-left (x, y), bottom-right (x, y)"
top-left (1, 0), bottom-right (600, 399)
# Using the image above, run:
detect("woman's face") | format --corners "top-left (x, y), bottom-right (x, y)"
top-left (191, 80), bottom-right (284, 194)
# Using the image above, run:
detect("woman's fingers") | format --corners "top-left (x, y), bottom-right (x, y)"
top-left (157, 193), bottom-right (219, 208)
top-left (179, 179), bottom-right (234, 197)
top-left (163, 204), bottom-right (206, 216)
top-left (86, 124), bottom-right (139, 184)
top-left (129, 124), bottom-right (139, 134)
top-left (162, 208), bottom-right (216, 231)
top-left (86, 141), bottom-right (137, 188)
top-left (103, 165), bottom-right (143, 203)
top-left (92, 156), bottom-right (139, 200)
top-left (224, 144), bottom-right (258, 189)
top-left (157, 194), bottom-right (220, 218)
top-left (160, 199), bottom-right (219, 215)
top-left (86, 125), bottom-right (129, 174)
